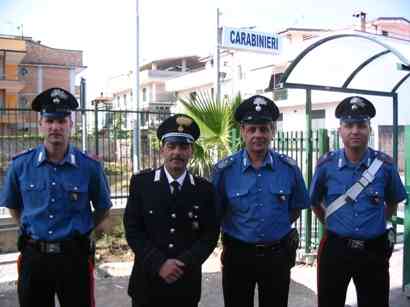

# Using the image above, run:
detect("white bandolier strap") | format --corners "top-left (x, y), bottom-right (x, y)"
top-left (325, 158), bottom-right (384, 219)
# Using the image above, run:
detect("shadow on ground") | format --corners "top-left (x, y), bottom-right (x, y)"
top-left (0, 272), bottom-right (318, 307)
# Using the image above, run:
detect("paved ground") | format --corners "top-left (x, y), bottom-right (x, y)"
top-left (0, 245), bottom-right (409, 307)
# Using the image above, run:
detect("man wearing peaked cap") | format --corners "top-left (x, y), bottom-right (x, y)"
top-left (234, 94), bottom-right (280, 124)
top-left (157, 113), bottom-right (200, 144)
top-left (124, 114), bottom-right (219, 307)
top-left (31, 87), bottom-right (79, 118)
top-left (212, 95), bottom-right (309, 307)
top-left (310, 96), bottom-right (407, 307)
top-left (335, 96), bottom-right (376, 123)
top-left (0, 87), bottom-right (112, 306)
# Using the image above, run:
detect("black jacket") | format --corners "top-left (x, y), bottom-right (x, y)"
top-left (123, 167), bottom-right (219, 304)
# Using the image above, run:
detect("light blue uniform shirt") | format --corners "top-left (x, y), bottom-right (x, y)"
top-left (0, 144), bottom-right (112, 241)
top-left (310, 148), bottom-right (407, 239)
top-left (212, 149), bottom-right (309, 243)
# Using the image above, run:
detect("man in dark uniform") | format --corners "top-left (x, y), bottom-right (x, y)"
top-left (123, 114), bottom-right (219, 307)
top-left (0, 87), bottom-right (112, 307)
top-left (212, 95), bottom-right (309, 307)
top-left (310, 96), bottom-right (407, 307)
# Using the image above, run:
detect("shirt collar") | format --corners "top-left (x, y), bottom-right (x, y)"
top-left (34, 144), bottom-right (77, 167)
top-left (241, 149), bottom-right (274, 172)
top-left (338, 148), bottom-right (371, 169)
top-left (163, 166), bottom-right (187, 186)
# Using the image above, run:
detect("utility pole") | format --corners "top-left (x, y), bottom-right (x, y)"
top-left (133, 0), bottom-right (141, 172)
top-left (215, 8), bottom-right (221, 102)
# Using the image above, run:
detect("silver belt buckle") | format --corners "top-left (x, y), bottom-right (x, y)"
top-left (348, 239), bottom-right (365, 250)
top-left (46, 242), bottom-right (61, 254)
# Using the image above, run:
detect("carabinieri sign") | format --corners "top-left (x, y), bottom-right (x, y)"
top-left (221, 26), bottom-right (282, 54)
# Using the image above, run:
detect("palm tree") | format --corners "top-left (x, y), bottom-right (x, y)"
top-left (179, 91), bottom-right (242, 178)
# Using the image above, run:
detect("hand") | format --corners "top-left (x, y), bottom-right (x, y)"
top-left (159, 259), bottom-right (185, 284)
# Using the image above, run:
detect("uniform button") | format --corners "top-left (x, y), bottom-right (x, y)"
top-left (74, 186), bottom-right (78, 191)
top-left (51, 182), bottom-right (56, 186)
top-left (258, 188), bottom-right (262, 192)
top-left (29, 184), bottom-right (34, 188)
top-left (54, 168), bottom-right (57, 172)
top-left (355, 228), bottom-right (359, 231)
top-left (236, 193), bottom-right (240, 196)
top-left (168, 243), bottom-right (174, 248)
top-left (49, 215), bottom-right (54, 219)
top-left (171, 213), bottom-right (176, 218)
top-left (51, 198), bottom-right (55, 203)
top-left (149, 210), bottom-right (153, 214)
top-left (355, 213), bottom-right (358, 217)
top-left (261, 219), bottom-right (265, 222)
top-left (170, 228), bottom-right (175, 234)
top-left (48, 230), bottom-right (53, 235)
top-left (257, 174), bottom-right (262, 177)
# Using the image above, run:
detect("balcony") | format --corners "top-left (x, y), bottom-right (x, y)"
top-left (0, 77), bottom-right (25, 93)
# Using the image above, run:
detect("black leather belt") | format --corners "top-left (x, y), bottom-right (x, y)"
top-left (25, 237), bottom-right (91, 254)
top-left (326, 231), bottom-right (387, 251)
top-left (222, 233), bottom-right (286, 256)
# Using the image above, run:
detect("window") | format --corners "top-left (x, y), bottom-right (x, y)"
top-left (311, 109), bottom-right (325, 129)
top-left (382, 30), bottom-right (389, 36)
top-left (142, 88), bottom-right (147, 102)
top-left (268, 72), bottom-right (284, 90)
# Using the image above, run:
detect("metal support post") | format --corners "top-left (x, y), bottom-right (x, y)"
top-left (317, 128), bottom-right (329, 239)
top-left (304, 89), bottom-right (313, 253)
top-left (403, 125), bottom-right (410, 295)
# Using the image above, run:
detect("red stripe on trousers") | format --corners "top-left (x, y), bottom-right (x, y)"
top-left (88, 257), bottom-right (96, 307)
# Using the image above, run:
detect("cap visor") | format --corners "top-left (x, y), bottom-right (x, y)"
top-left (41, 111), bottom-right (71, 119)
top-left (163, 136), bottom-right (193, 144)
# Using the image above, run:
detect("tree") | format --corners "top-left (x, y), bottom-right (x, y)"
top-left (179, 91), bottom-right (242, 178)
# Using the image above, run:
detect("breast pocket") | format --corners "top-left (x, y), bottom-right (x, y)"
top-left (21, 181), bottom-right (46, 207)
top-left (269, 185), bottom-right (291, 207)
top-left (364, 183), bottom-right (385, 206)
top-left (62, 183), bottom-right (89, 211)
top-left (227, 189), bottom-right (250, 213)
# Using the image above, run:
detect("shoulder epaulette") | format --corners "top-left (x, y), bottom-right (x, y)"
top-left (375, 151), bottom-right (393, 164)
top-left (278, 153), bottom-right (297, 167)
top-left (215, 155), bottom-right (235, 171)
top-left (316, 151), bottom-right (335, 167)
top-left (12, 148), bottom-right (34, 160)
top-left (134, 168), bottom-right (153, 175)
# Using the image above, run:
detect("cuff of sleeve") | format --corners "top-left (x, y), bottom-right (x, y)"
top-left (143, 247), bottom-right (167, 275)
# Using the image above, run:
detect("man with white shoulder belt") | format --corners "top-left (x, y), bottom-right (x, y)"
top-left (310, 96), bottom-right (407, 307)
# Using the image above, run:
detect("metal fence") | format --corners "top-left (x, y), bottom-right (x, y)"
top-left (0, 107), bottom-right (171, 214)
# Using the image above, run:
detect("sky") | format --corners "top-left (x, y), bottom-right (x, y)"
top-left (1, 0), bottom-right (410, 100)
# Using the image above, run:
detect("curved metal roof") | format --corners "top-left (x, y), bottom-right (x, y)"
top-left (281, 30), bottom-right (410, 95)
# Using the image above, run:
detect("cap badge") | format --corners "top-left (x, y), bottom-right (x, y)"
top-left (50, 89), bottom-right (68, 104)
top-left (350, 97), bottom-right (365, 110)
top-left (253, 97), bottom-right (266, 112)
top-left (176, 116), bottom-right (193, 132)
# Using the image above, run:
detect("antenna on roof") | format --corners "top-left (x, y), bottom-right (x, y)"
top-left (352, 11), bottom-right (367, 32)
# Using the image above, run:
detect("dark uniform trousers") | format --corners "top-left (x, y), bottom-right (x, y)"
top-left (18, 240), bottom-right (94, 307)
top-left (221, 234), bottom-right (292, 307)
top-left (317, 232), bottom-right (391, 307)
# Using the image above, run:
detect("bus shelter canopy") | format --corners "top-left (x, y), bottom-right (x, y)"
top-left (281, 30), bottom-right (410, 95)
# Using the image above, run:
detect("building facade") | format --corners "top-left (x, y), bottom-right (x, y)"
top-left (0, 34), bottom-right (85, 131)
